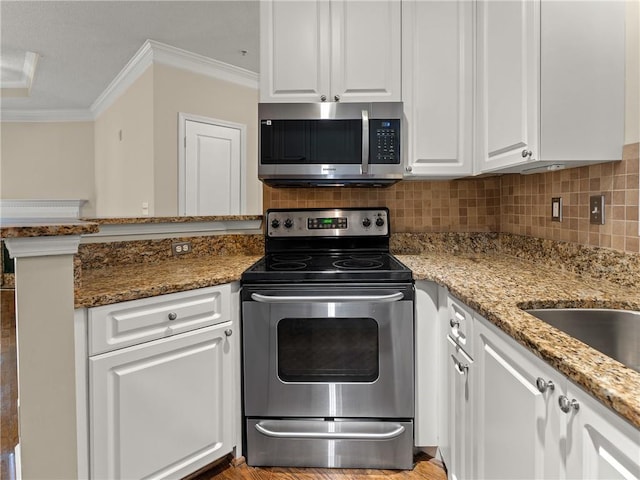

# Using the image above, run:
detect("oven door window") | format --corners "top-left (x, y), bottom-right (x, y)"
top-left (277, 317), bottom-right (379, 383)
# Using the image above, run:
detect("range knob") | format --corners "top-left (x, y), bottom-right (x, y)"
top-left (271, 219), bottom-right (280, 229)
top-left (376, 217), bottom-right (385, 227)
top-left (362, 217), bottom-right (372, 228)
top-left (283, 218), bottom-right (293, 229)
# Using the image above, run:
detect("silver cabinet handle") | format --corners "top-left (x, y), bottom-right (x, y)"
top-left (255, 421), bottom-right (404, 440)
top-left (334, 94), bottom-right (341, 102)
top-left (559, 395), bottom-right (580, 413)
top-left (320, 94), bottom-right (327, 102)
top-left (224, 329), bottom-right (233, 337)
top-left (405, 165), bottom-right (413, 173)
top-left (452, 356), bottom-right (469, 375)
top-left (521, 149), bottom-right (533, 158)
top-left (250, 292), bottom-right (404, 304)
top-left (167, 312), bottom-right (178, 321)
top-left (361, 109), bottom-right (370, 174)
top-left (450, 318), bottom-right (460, 328)
top-left (536, 377), bottom-right (555, 393)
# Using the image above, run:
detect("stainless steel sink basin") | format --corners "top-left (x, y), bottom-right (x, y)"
top-left (525, 309), bottom-right (640, 373)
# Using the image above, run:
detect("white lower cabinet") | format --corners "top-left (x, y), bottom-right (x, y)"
top-left (446, 336), bottom-right (474, 480)
top-left (565, 383), bottom-right (640, 480)
top-left (472, 311), bottom-right (640, 480)
top-left (475, 317), bottom-right (563, 479)
top-left (86, 284), bottom-right (238, 480)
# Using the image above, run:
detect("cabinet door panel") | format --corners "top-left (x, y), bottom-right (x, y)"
top-left (260, 0), bottom-right (330, 102)
top-left (475, 322), bottom-right (563, 480)
top-left (90, 323), bottom-right (233, 480)
top-left (402, 0), bottom-right (473, 177)
top-left (477, 0), bottom-right (538, 172)
top-left (330, 0), bottom-right (401, 101)
top-left (565, 383), bottom-right (640, 480)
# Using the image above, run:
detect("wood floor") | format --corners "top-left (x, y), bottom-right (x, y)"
top-left (191, 454), bottom-right (447, 480)
top-left (1, 289), bottom-right (18, 480)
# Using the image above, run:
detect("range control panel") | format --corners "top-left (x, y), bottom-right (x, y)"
top-left (266, 208), bottom-right (389, 237)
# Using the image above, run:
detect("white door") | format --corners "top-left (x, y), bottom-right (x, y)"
top-left (183, 118), bottom-right (243, 216)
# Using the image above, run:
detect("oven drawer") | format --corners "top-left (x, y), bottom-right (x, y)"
top-left (245, 419), bottom-right (414, 469)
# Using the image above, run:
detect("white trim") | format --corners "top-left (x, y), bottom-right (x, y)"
top-left (4, 235), bottom-right (81, 258)
top-left (1, 109), bottom-right (94, 122)
top-left (178, 113), bottom-right (248, 216)
top-left (0, 199), bottom-right (87, 218)
top-left (90, 40), bottom-right (155, 118)
top-left (82, 219), bottom-right (261, 240)
top-left (2, 40), bottom-right (258, 123)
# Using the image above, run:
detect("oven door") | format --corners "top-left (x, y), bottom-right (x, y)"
top-left (242, 284), bottom-right (414, 418)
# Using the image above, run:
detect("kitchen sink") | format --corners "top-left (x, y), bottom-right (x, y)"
top-left (525, 308), bottom-right (640, 373)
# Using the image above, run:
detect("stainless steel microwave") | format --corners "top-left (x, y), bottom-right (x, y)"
top-left (258, 102), bottom-right (403, 187)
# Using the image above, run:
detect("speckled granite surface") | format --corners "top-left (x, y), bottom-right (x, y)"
top-left (80, 215), bottom-right (263, 224)
top-left (398, 252), bottom-right (640, 429)
top-left (76, 255), bottom-right (261, 308)
top-left (0, 219), bottom-right (100, 238)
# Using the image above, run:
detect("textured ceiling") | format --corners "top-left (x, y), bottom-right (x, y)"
top-left (0, 1), bottom-right (260, 111)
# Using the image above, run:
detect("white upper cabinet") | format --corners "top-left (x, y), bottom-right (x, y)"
top-left (402, 0), bottom-right (474, 178)
top-left (260, 0), bottom-right (401, 103)
top-left (476, 0), bottom-right (625, 174)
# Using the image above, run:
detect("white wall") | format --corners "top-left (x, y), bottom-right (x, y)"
top-left (94, 67), bottom-right (155, 217)
top-left (152, 64), bottom-right (261, 216)
top-left (0, 122), bottom-right (96, 216)
top-left (626, 0), bottom-right (639, 144)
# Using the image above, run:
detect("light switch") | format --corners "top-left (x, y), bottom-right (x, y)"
top-left (551, 197), bottom-right (562, 222)
top-left (589, 195), bottom-right (605, 225)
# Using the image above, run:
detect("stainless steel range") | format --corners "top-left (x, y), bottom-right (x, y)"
top-left (241, 208), bottom-right (414, 470)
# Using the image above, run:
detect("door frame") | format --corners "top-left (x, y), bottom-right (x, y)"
top-left (178, 112), bottom-right (247, 216)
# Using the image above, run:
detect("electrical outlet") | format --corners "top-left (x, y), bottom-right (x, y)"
top-left (172, 241), bottom-right (192, 256)
top-left (589, 195), bottom-right (605, 225)
top-left (551, 197), bottom-right (562, 222)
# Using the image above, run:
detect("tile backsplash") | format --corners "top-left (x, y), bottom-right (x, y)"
top-left (264, 143), bottom-right (640, 254)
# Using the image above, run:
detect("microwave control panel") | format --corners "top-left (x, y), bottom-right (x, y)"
top-left (371, 119), bottom-right (400, 164)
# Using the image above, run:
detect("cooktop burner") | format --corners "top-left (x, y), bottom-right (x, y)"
top-left (241, 207), bottom-right (413, 284)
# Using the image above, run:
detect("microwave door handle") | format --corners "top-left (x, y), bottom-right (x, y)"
top-left (250, 292), bottom-right (404, 303)
top-left (361, 109), bottom-right (369, 174)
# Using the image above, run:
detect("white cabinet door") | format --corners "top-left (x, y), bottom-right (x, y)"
top-left (446, 336), bottom-right (474, 480)
top-left (402, 0), bottom-right (473, 178)
top-left (475, 319), bottom-right (563, 480)
top-left (564, 382), bottom-right (640, 480)
top-left (330, 0), bottom-right (401, 102)
top-left (90, 322), bottom-right (235, 480)
top-left (260, 0), bottom-right (330, 103)
top-left (476, 0), bottom-right (539, 173)
top-left (260, 0), bottom-right (400, 103)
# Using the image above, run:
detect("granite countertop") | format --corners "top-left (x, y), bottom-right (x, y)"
top-left (397, 252), bottom-right (640, 430)
top-left (0, 218), bottom-right (100, 238)
top-left (75, 255), bottom-right (261, 308)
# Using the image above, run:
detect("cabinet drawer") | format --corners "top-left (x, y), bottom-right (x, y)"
top-left (88, 285), bottom-right (230, 355)
top-left (447, 294), bottom-right (474, 356)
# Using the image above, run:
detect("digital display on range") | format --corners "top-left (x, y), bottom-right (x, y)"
top-left (308, 217), bottom-right (347, 229)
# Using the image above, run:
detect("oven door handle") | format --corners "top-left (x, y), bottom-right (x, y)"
top-left (255, 421), bottom-right (405, 440)
top-left (250, 292), bottom-right (404, 303)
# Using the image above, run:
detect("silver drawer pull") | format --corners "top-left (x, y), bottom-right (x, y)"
top-left (167, 312), bottom-right (178, 321)
top-left (255, 421), bottom-right (405, 440)
top-left (224, 329), bottom-right (233, 337)
top-left (250, 292), bottom-right (404, 304)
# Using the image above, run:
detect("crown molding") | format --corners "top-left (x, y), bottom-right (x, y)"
top-left (4, 235), bottom-right (81, 258)
top-left (2, 40), bottom-right (259, 123)
top-left (91, 39), bottom-right (258, 118)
